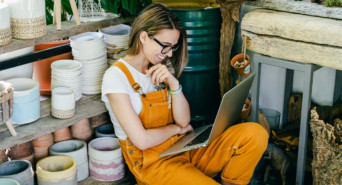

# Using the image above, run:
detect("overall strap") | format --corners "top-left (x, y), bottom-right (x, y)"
top-left (113, 62), bottom-right (142, 92)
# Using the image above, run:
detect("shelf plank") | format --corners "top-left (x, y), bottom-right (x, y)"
top-left (0, 95), bottom-right (107, 150)
top-left (0, 15), bottom-right (132, 55)
top-left (79, 174), bottom-right (136, 185)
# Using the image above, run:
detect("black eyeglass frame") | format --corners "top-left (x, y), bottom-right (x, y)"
top-left (150, 36), bottom-right (179, 54)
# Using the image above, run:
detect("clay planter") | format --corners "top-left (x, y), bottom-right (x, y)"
top-left (90, 113), bottom-right (109, 128)
top-left (71, 119), bottom-right (92, 141)
top-left (95, 124), bottom-right (116, 138)
top-left (18, 154), bottom-right (34, 164)
top-left (0, 160), bottom-right (34, 185)
top-left (33, 146), bottom-right (49, 161)
top-left (32, 133), bottom-right (54, 148)
top-left (88, 137), bottom-right (125, 181)
top-left (36, 156), bottom-right (77, 185)
top-left (33, 40), bottom-right (73, 95)
top-left (230, 53), bottom-right (251, 77)
top-left (9, 141), bottom-right (33, 159)
top-left (0, 149), bottom-right (8, 163)
top-left (53, 127), bottom-right (72, 142)
top-left (240, 98), bottom-right (251, 120)
top-left (49, 140), bottom-right (89, 181)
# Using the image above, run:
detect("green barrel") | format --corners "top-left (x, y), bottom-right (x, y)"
top-left (171, 7), bottom-right (221, 123)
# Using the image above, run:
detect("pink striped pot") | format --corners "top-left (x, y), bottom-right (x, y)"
top-left (88, 137), bottom-right (124, 181)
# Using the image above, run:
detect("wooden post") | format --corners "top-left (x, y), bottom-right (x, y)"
top-left (215, 0), bottom-right (244, 96)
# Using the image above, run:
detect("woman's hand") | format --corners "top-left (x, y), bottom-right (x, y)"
top-left (146, 64), bottom-right (179, 90)
top-left (178, 124), bottom-right (193, 135)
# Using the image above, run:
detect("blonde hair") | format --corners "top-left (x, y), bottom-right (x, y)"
top-left (127, 3), bottom-right (188, 78)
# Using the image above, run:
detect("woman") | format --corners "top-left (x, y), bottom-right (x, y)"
top-left (102, 3), bottom-right (268, 185)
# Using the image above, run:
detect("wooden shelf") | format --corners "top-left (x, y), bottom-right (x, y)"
top-left (0, 15), bottom-right (132, 55)
top-left (79, 174), bottom-right (136, 185)
top-left (0, 95), bottom-right (107, 150)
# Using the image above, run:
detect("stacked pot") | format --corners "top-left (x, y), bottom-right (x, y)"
top-left (71, 119), bottom-right (92, 142)
top-left (69, 32), bottom-right (107, 95)
top-left (100, 24), bottom-right (130, 66)
top-left (9, 142), bottom-right (34, 164)
top-left (51, 59), bottom-right (83, 101)
top-left (32, 133), bottom-right (54, 161)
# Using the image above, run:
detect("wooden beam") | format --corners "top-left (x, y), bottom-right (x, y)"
top-left (244, 0), bottom-right (342, 20)
top-left (241, 9), bottom-right (342, 48)
top-left (242, 31), bottom-right (342, 70)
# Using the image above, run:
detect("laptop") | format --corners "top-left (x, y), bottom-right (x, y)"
top-left (159, 73), bottom-right (255, 157)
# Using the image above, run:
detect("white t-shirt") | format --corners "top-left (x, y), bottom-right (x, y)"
top-left (101, 58), bottom-right (157, 140)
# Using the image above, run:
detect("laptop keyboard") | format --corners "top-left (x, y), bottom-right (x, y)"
top-left (184, 126), bottom-right (212, 148)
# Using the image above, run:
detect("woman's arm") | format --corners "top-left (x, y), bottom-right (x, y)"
top-left (146, 64), bottom-right (191, 128)
top-left (107, 93), bottom-right (190, 150)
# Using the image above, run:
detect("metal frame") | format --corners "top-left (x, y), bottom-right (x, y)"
top-left (250, 53), bottom-right (321, 185)
top-left (0, 43), bottom-right (71, 71)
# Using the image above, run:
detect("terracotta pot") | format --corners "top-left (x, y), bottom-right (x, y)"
top-left (33, 40), bottom-right (73, 95)
top-left (18, 154), bottom-right (34, 164)
top-left (32, 133), bottom-right (54, 147)
top-left (230, 53), bottom-right (251, 77)
top-left (90, 113), bottom-right (109, 129)
top-left (9, 142), bottom-right (33, 159)
top-left (240, 98), bottom-right (251, 120)
top-left (0, 150), bottom-right (8, 163)
top-left (71, 119), bottom-right (91, 134)
top-left (53, 127), bottom-right (72, 142)
top-left (33, 146), bottom-right (49, 161)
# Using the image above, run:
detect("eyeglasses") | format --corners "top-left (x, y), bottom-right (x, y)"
top-left (150, 36), bottom-right (179, 54)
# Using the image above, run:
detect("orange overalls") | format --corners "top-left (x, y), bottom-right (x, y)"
top-left (114, 62), bottom-right (269, 185)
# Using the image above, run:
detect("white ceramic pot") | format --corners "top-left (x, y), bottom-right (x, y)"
top-left (88, 137), bottom-right (125, 181)
top-left (0, 3), bottom-right (11, 46)
top-left (51, 87), bottom-right (75, 119)
top-left (3, 0), bottom-right (46, 39)
top-left (0, 47), bottom-right (34, 81)
top-left (6, 78), bottom-right (40, 124)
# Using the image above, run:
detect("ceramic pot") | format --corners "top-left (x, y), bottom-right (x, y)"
top-left (53, 127), bottom-right (72, 142)
top-left (49, 140), bottom-right (89, 181)
top-left (95, 124), bottom-right (116, 138)
top-left (9, 141), bottom-right (33, 159)
top-left (32, 134), bottom-right (54, 148)
top-left (0, 150), bottom-right (8, 163)
top-left (0, 3), bottom-right (12, 46)
top-left (0, 160), bottom-right (34, 185)
top-left (230, 53), bottom-right (251, 77)
top-left (3, 0), bottom-right (46, 39)
top-left (33, 40), bottom-right (73, 95)
top-left (71, 119), bottom-right (92, 141)
top-left (36, 156), bottom-right (77, 185)
top-left (240, 98), bottom-right (251, 120)
top-left (18, 154), bottom-right (34, 164)
top-left (33, 146), bottom-right (49, 161)
top-left (0, 178), bottom-right (20, 185)
top-left (88, 137), bottom-right (125, 181)
top-left (90, 113), bottom-right (109, 128)
top-left (6, 78), bottom-right (40, 124)
top-left (51, 87), bottom-right (75, 119)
